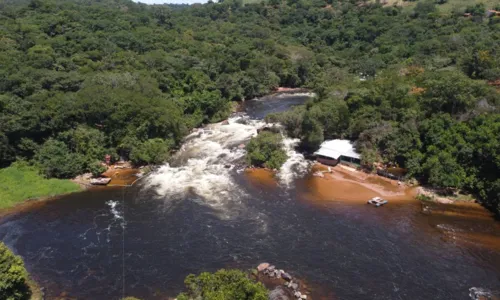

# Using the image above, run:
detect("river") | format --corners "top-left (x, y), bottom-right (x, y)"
top-left (1, 94), bottom-right (499, 300)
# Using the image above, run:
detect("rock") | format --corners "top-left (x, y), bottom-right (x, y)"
top-left (290, 283), bottom-right (299, 290)
top-left (257, 263), bottom-right (270, 272)
top-left (300, 295), bottom-right (307, 299)
top-left (294, 291), bottom-right (302, 298)
top-left (282, 272), bottom-right (292, 281)
top-left (269, 286), bottom-right (291, 300)
top-left (313, 171), bottom-right (324, 177)
top-left (267, 265), bottom-right (276, 272)
top-left (275, 270), bottom-right (281, 279)
top-left (221, 120), bottom-right (229, 125)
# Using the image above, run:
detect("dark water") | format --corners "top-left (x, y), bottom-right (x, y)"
top-left (240, 93), bottom-right (312, 119)
top-left (1, 95), bottom-right (500, 300)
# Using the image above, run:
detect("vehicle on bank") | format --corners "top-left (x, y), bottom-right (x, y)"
top-left (367, 197), bottom-right (388, 207)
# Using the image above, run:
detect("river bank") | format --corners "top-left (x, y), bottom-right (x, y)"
top-left (245, 162), bottom-right (417, 204)
top-left (416, 186), bottom-right (477, 204)
top-left (0, 163), bottom-right (82, 214)
top-left (0, 163), bottom-right (145, 220)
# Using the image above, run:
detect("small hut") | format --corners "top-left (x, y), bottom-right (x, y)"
top-left (313, 139), bottom-right (361, 166)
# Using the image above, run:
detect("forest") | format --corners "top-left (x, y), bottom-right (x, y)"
top-left (0, 0), bottom-right (499, 213)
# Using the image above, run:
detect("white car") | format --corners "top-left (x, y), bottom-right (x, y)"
top-left (367, 197), bottom-right (388, 207)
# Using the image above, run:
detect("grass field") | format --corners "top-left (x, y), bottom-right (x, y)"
top-left (0, 162), bottom-right (81, 210)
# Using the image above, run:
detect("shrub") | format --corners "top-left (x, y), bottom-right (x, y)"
top-left (88, 161), bottom-right (107, 177)
top-left (416, 194), bottom-right (433, 202)
top-left (176, 269), bottom-right (267, 300)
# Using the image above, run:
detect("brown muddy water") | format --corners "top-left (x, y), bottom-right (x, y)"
top-left (1, 95), bottom-right (499, 300)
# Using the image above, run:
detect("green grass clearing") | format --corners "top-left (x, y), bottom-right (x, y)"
top-left (373, 0), bottom-right (499, 13)
top-left (0, 162), bottom-right (81, 210)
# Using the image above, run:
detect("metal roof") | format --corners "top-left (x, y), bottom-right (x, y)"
top-left (313, 139), bottom-right (360, 160)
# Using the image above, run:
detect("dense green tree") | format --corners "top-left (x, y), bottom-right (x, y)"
top-left (129, 138), bottom-right (174, 165)
top-left (34, 139), bottom-right (85, 178)
top-left (422, 150), bottom-right (466, 190)
top-left (58, 126), bottom-right (108, 162)
top-left (246, 131), bottom-right (287, 169)
top-left (0, 242), bottom-right (31, 300)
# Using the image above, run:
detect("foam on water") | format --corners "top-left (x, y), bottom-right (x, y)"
top-left (146, 108), bottom-right (311, 218)
top-left (469, 287), bottom-right (499, 300)
top-left (106, 200), bottom-right (123, 221)
top-left (146, 115), bottom-right (265, 218)
top-left (278, 137), bottom-right (311, 187)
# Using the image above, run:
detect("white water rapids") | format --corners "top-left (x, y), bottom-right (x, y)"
top-left (145, 112), bottom-right (311, 218)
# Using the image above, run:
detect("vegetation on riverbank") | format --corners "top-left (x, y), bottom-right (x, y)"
top-left (246, 131), bottom-right (288, 169)
top-left (271, 70), bottom-right (500, 214)
top-left (0, 242), bottom-right (32, 300)
top-left (177, 269), bottom-right (267, 300)
top-left (0, 0), bottom-right (498, 215)
top-left (0, 162), bottom-right (81, 210)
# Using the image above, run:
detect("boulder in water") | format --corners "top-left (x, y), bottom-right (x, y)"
top-left (290, 282), bottom-right (299, 290)
top-left (257, 263), bottom-right (270, 272)
top-left (300, 295), bottom-right (307, 300)
top-left (282, 272), bottom-right (292, 281)
top-left (267, 265), bottom-right (276, 272)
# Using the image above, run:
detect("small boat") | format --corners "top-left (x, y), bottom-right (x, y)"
top-left (90, 178), bottom-right (111, 185)
top-left (367, 197), bottom-right (388, 207)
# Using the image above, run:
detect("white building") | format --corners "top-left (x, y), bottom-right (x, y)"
top-left (313, 139), bottom-right (360, 166)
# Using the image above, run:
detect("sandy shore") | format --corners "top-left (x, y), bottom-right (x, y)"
top-left (244, 163), bottom-right (418, 204)
top-left (299, 163), bottom-right (417, 204)
top-left (72, 165), bottom-right (143, 188)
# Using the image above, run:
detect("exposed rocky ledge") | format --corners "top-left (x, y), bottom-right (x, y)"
top-left (256, 263), bottom-right (309, 300)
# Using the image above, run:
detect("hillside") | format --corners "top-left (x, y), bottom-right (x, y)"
top-left (0, 0), bottom-right (499, 213)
